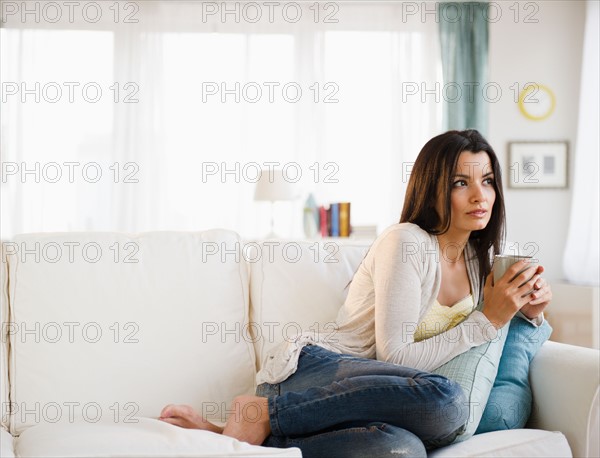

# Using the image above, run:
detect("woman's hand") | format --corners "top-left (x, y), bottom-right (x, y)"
top-left (520, 265), bottom-right (552, 320)
top-left (482, 259), bottom-right (542, 329)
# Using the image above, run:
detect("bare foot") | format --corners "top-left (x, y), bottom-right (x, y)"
top-left (159, 404), bottom-right (223, 434)
top-left (222, 395), bottom-right (271, 445)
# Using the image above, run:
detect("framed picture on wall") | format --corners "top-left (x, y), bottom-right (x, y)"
top-left (507, 141), bottom-right (568, 189)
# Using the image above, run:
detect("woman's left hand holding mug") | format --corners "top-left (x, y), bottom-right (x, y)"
top-left (520, 265), bottom-right (552, 320)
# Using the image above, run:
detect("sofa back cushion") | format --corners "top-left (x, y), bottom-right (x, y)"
top-left (5, 230), bottom-right (255, 435)
top-left (248, 239), bottom-right (371, 369)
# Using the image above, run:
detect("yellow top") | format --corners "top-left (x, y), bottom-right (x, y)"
top-left (413, 295), bottom-right (475, 342)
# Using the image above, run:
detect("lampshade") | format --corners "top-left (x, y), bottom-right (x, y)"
top-left (254, 169), bottom-right (296, 202)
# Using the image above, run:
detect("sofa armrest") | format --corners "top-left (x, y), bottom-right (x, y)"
top-left (527, 340), bottom-right (599, 457)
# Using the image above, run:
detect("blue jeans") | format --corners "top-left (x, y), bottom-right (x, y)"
top-left (256, 345), bottom-right (468, 458)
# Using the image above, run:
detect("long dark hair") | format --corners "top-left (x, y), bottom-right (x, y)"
top-left (400, 129), bottom-right (506, 281)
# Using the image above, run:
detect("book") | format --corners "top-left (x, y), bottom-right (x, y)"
top-left (330, 203), bottom-right (340, 237)
top-left (319, 206), bottom-right (328, 237)
top-left (315, 200), bottom-right (353, 238)
top-left (339, 202), bottom-right (351, 237)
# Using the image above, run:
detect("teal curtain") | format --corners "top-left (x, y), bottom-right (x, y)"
top-left (438, 2), bottom-right (489, 135)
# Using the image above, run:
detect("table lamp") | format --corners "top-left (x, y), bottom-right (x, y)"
top-left (254, 169), bottom-right (296, 238)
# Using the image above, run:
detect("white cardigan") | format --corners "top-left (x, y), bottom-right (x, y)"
top-left (257, 223), bottom-right (523, 385)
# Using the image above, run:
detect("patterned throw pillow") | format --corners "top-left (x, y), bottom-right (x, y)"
top-left (431, 319), bottom-right (510, 444)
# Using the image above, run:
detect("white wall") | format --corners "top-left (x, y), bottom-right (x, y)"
top-left (488, 0), bottom-right (586, 282)
top-left (547, 281), bottom-right (600, 349)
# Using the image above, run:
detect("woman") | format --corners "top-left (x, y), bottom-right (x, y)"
top-left (159, 130), bottom-right (552, 457)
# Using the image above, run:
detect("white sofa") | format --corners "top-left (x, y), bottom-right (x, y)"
top-left (1, 230), bottom-right (598, 457)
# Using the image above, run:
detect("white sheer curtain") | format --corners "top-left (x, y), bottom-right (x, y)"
top-left (1, 1), bottom-right (442, 239)
top-left (563, 0), bottom-right (600, 286)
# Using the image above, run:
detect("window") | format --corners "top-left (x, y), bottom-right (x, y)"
top-left (1, 2), bottom-right (442, 239)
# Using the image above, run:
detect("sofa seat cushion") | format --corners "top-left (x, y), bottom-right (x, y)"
top-left (14, 419), bottom-right (301, 457)
top-left (428, 429), bottom-right (571, 457)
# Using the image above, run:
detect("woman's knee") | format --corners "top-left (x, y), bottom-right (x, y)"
top-left (365, 423), bottom-right (427, 458)
top-left (421, 374), bottom-right (468, 432)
